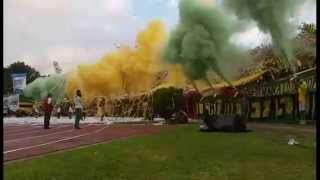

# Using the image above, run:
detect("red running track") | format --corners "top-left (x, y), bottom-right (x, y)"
top-left (3, 123), bottom-right (171, 162)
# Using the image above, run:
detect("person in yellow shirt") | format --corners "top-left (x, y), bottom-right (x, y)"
top-left (297, 80), bottom-right (308, 124)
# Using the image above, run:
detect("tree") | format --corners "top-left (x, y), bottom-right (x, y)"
top-left (3, 61), bottom-right (40, 94)
top-left (295, 23), bottom-right (316, 70)
top-left (242, 22), bottom-right (316, 80)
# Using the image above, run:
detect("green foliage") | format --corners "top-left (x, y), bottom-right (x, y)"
top-left (3, 61), bottom-right (40, 94)
top-left (152, 87), bottom-right (184, 120)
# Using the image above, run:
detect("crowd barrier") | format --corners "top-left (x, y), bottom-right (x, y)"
top-left (197, 74), bottom-right (316, 124)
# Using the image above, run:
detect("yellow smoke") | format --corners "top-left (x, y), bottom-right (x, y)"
top-left (65, 20), bottom-right (186, 102)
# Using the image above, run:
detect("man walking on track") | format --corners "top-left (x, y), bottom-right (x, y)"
top-left (74, 90), bottom-right (83, 129)
top-left (43, 93), bottom-right (54, 129)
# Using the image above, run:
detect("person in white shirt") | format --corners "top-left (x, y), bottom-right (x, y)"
top-left (33, 104), bottom-right (39, 118)
top-left (56, 105), bottom-right (61, 119)
top-left (68, 105), bottom-right (74, 119)
top-left (74, 90), bottom-right (83, 129)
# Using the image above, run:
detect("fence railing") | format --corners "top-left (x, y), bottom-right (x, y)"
top-left (197, 91), bottom-right (316, 123)
top-left (197, 71), bottom-right (316, 123)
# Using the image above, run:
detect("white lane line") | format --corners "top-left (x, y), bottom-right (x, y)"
top-left (4, 129), bottom-right (75, 143)
top-left (5, 124), bottom-right (103, 135)
top-left (4, 124), bottom-right (93, 143)
top-left (5, 124), bottom-right (68, 131)
top-left (4, 125), bottom-right (72, 137)
top-left (4, 125), bottom-right (108, 154)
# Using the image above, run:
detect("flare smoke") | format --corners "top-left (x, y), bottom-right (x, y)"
top-left (163, 0), bottom-right (249, 86)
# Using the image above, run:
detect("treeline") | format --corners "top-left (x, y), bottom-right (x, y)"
top-left (3, 62), bottom-right (40, 94)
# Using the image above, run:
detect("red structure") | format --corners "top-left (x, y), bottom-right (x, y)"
top-left (217, 87), bottom-right (238, 97)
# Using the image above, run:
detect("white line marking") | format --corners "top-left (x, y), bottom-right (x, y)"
top-left (4, 126), bottom-right (108, 154)
top-left (4, 124), bottom-right (92, 143)
top-left (5, 125), bottom-right (64, 132)
top-left (4, 129), bottom-right (75, 143)
top-left (4, 125), bottom-right (71, 137)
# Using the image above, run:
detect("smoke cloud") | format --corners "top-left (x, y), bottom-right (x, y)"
top-left (162, 0), bottom-right (250, 87)
top-left (64, 20), bottom-right (185, 102)
top-left (222, 0), bottom-right (305, 71)
top-left (23, 74), bottom-right (66, 102)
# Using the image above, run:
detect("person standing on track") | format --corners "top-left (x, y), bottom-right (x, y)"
top-left (98, 97), bottom-right (106, 121)
top-left (74, 90), bottom-right (83, 129)
top-left (33, 103), bottom-right (39, 118)
top-left (68, 104), bottom-right (74, 119)
top-left (43, 93), bottom-right (54, 129)
top-left (82, 105), bottom-right (87, 121)
top-left (56, 104), bottom-right (62, 119)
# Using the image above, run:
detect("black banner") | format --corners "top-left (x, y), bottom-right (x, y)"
top-left (240, 77), bottom-right (316, 97)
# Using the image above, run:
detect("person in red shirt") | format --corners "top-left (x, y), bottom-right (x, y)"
top-left (43, 93), bottom-right (54, 129)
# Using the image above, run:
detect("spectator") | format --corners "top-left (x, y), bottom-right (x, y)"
top-left (74, 90), bottom-right (83, 129)
top-left (68, 105), bottom-right (74, 119)
top-left (43, 93), bottom-right (54, 129)
top-left (97, 97), bottom-right (106, 121)
top-left (56, 105), bottom-right (61, 119)
top-left (33, 103), bottom-right (39, 118)
top-left (297, 79), bottom-right (308, 124)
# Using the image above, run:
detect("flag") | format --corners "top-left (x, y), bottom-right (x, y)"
top-left (53, 61), bottom-right (62, 74)
top-left (151, 71), bottom-right (168, 88)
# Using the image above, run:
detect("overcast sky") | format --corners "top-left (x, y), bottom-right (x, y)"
top-left (3, 0), bottom-right (316, 75)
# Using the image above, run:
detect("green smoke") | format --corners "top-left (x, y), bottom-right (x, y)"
top-left (163, 0), bottom-right (248, 86)
top-left (23, 74), bottom-right (66, 102)
top-left (222, 0), bottom-right (305, 71)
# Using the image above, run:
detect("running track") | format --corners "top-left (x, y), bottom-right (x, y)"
top-left (4, 123), bottom-right (171, 162)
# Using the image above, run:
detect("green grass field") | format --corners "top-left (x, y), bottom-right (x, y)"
top-left (4, 125), bottom-right (315, 180)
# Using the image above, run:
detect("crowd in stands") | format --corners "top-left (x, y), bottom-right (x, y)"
top-left (238, 48), bottom-right (315, 84)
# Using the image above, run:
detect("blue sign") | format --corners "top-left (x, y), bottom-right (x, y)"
top-left (11, 73), bottom-right (27, 94)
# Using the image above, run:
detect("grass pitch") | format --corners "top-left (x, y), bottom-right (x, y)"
top-left (4, 124), bottom-right (315, 180)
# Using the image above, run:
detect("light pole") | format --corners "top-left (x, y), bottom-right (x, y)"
top-left (114, 43), bottom-right (121, 48)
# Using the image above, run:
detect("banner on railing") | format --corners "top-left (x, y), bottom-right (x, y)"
top-left (241, 77), bottom-right (316, 97)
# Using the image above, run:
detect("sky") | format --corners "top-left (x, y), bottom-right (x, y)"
top-left (3, 0), bottom-right (316, 75)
